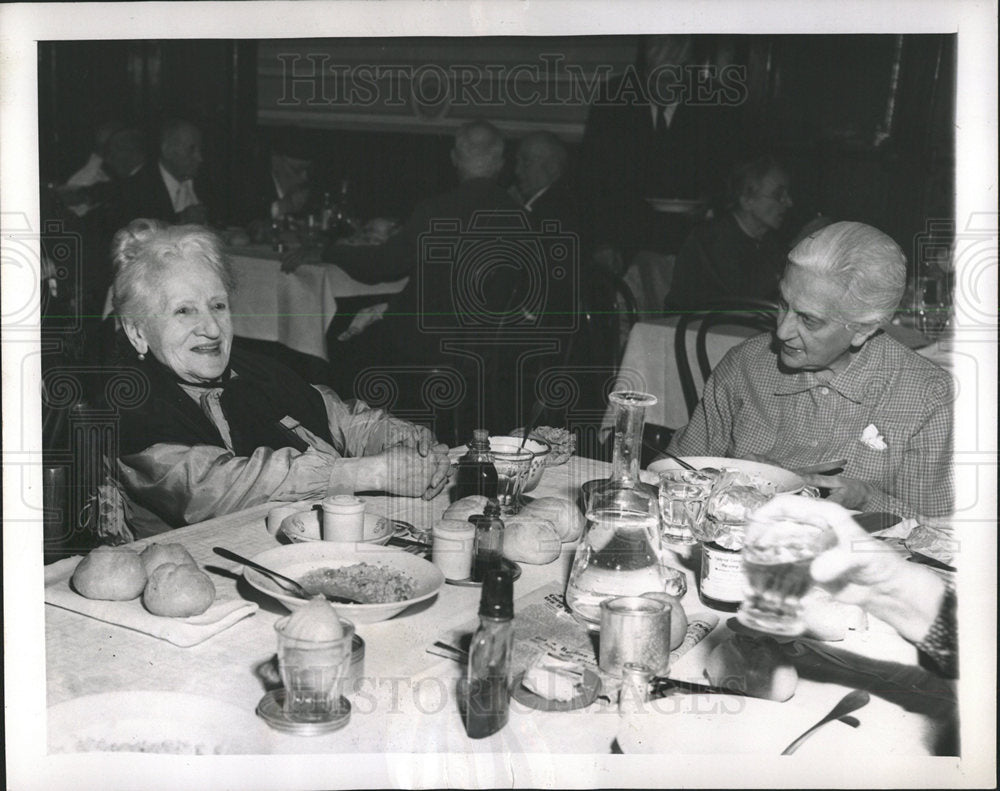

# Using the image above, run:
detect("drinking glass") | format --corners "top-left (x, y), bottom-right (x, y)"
top-left (737, 515), bottom-right (835, 636)
top-left (657, 469), bottom-right (714, 545)
top-left (490, 449), bottom-right (533, 515)
top-left (275, 617), bottom-right (355, 722)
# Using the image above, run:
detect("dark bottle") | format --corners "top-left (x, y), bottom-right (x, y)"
top-left (463, 567), bottom-right (515, 739)
top-left (321, 191), bottom-right (334, 232)
top-left (469, 499), bottom-right (505, 583)
top-left (451, 429), bottom-right (499, 503)
top-left (334, 178), bottom-right (359, 238)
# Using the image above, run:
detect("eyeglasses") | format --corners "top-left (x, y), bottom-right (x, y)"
top-left (760, 188), bottom-right (792, 204)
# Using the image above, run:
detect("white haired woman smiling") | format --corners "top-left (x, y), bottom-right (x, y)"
top-left (110, 219), bottom-right (450, 537)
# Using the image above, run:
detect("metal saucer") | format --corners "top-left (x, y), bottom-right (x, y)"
top-left (445, 560), bottom-right (522, 587)
top-left (256, 689), bottom-right (351, 735)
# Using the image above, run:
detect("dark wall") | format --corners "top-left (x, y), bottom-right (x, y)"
top-left (38, 35), bottom-right (956, 258)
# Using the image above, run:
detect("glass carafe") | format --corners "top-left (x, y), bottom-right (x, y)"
top-left (565, 391), bottom-right (667, 629)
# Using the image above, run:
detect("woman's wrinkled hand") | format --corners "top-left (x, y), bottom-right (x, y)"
top-left (379, 445), bottom-right (451, 499)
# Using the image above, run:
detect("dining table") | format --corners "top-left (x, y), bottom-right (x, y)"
top-left (43, 455), bottom-right (958, 786)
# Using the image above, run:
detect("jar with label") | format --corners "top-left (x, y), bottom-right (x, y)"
top-left (699, 541), bottom-right (744, 612)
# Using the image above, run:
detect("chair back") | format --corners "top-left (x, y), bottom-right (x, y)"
top-left (580, 270), bottom-right (639, 370)
top-left (673, 299), bottom-right (778, 418)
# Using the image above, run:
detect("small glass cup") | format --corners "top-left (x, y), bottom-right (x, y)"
top-left (598, 596), bottom-right (672, 677)
top-left (274, 616), bottom-right (355, 722)
top-left (490, 449), bottom-right (534, 516)
top-left (658, 469), bottom-right (715, 546)
top-left (737, 515), bottom-right (835, 636)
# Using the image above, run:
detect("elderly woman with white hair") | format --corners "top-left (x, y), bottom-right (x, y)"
top-left (667, 221), bottom-right (953, 519)
top-left (109, 219), bottom-right (451, 537)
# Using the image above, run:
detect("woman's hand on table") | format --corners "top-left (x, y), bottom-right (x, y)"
top-left (379, 444), bottom-right (451, 499)
top-left (752, 495), bottom-right (945, 644)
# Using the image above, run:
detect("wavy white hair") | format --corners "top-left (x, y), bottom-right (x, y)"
top-left (787, 221), bottom-right (906, 324)
top-left (111, 219), bottom-right (235, 320)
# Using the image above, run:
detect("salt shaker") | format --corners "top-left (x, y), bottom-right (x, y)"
top-left (432, 519), bottom-right (476, 581)
top-left (321, 494), bottom-right (365, 541)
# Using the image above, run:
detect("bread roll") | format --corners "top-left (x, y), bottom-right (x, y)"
top-left (442, 495), bottom-right (489, 524)
top-left (704, 634), bottom-right (797, 701)
top-left (501, 517), bottom-right (561, 565)
top-left (72, 545), bottom-right (147, 601)
top-left (140, 543), bottom-right (196, 576)
top-left (142, 563), bottom-right (216, 617)
top-left (520, 497), bottom-right (585, 542)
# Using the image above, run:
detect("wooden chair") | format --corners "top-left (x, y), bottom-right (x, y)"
top-left (580, 269), bottom-right (639, 370)
top-left (673, 298), bottom-right (779, 418)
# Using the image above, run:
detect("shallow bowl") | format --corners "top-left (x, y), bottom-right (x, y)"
top-left (242, 543), bottom-right (444, 622)
top-left (646, 456), bottom-right (804, 494)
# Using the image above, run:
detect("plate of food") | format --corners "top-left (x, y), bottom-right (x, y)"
top-left (242, 543), bottom-right (444, 622)
top-left (646, 456), bottom-right (805, 494)
top-left (48, 691), bottom-right (270, 754)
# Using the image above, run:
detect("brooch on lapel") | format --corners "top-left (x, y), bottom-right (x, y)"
top-left (859, 423), bottom-right (887, 450)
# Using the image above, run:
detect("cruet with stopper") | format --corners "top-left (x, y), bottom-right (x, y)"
top-left (565, 391), bottom-right (668, 629)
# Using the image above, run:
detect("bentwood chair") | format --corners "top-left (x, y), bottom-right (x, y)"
top-left (673, 298), bottom-right (779, 418)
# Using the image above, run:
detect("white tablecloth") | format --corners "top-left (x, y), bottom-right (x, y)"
top-left (605, 318), bottom-right (951, 431)
top-left (228, 246), bottom-right (407, 361)
top-left (606, 317), bottom-right (757, 430)
top-left (44, 455), bottom-right (954, 780)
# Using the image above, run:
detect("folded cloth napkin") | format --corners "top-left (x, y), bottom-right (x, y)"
top-left (45, 556), bottom-right (258, 647)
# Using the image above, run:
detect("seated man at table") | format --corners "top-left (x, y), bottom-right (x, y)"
top-left (666, 155), bottom-right (829, 311)
top-left (667, 221), bottom-right (953, 519)
top-left (236, 127), bottom-right (315, 231)
top-left (120, 119), bottom-right (214, 226)
top-left (106, 219), bottom-right (451, 538)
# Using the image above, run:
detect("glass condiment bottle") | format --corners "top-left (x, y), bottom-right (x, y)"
top-left (469, 498), bottom-right (504, 583)
top-left (565, 391), bottom-right (668, 629)
top-left (452, 428), bottom-right (499, 503)
top-left (463, 567), bottom-right (515, 739)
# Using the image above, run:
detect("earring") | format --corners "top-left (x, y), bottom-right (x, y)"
top-left (137, 352), bottom-right (146, 361)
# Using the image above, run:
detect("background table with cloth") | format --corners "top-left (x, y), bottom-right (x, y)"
top-left (227, 245), bottom-right (407, 362)
top-left (44, 455), bottom-right (956, 784)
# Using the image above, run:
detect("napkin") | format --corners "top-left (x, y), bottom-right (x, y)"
top-left (45, 556), bottom-right (258, 647)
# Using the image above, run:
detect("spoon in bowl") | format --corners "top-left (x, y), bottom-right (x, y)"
top-left (213, 547), bottom-right (360, 605)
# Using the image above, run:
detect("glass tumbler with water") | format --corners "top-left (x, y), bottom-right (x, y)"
top-left (737, 514), bottom-right (835, 635)
top-left (658, 468), bottom-right (715, 545)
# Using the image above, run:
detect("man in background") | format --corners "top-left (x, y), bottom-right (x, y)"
top-left (287, 120), bottom-right (522, 439)
top-left (122, 119), bottom-right (213, 225)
